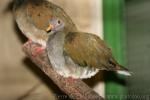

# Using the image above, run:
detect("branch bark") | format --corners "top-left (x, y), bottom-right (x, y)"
top-left (22, 41), bottom-right (104, 100)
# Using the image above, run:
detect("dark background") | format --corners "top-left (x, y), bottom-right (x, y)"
top-left (126, 0), bottom-right (150, 96)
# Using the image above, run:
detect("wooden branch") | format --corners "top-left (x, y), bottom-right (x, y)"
top-left (22, 41), bottom-right (104, 100)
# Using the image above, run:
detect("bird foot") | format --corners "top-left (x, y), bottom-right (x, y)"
top-left (32, 46), bottom-right (45, 57)
top-left (23, 39), bottom-right (45, 56)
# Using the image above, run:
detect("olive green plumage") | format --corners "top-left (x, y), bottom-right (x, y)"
top-left (64, 32), bottom-right (127, 71)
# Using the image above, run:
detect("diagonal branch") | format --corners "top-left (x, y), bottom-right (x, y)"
top-left (22, 41), bottom-right (104, 100)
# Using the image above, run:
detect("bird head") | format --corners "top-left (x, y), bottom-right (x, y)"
top-left (46, 18), bottom-right (65, 34)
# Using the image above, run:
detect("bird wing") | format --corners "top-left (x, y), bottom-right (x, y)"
top-left (64, 32), bottom-right (112, 69)
top-left (26, 0), bottom-right (53, 31)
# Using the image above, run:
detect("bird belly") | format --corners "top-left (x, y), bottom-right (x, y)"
top-left (64, 56), bottom-right (99, 79)
top-left (48, 51), bottom-right (99, 79)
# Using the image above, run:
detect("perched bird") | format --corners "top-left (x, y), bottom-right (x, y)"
top-left (13, 0), bottom-right (131, 79)
top-left (46, 18), bottom-right (131, 79)
top-left (13, 0), bottom-right (77, 47)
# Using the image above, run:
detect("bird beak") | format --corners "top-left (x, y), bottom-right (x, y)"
top-left (46, 24), bottom-right (54, 32)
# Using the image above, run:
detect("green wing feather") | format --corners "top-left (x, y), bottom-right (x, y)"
top-left (64, 32), bottom-right (115, 70)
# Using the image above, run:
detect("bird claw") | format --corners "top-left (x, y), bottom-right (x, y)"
top-left (32, 46), bottom-right (45, 57)
top-left (23, 40), bottom-right (45, 57)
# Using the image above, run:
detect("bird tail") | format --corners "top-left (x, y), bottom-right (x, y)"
top-left (115, 65), bottom-right (132, 76)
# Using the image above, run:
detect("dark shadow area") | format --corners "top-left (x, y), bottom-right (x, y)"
top-left (13, 22), bottom-right (27, 43)
top-left (2, 1), bottom-right (14, 14)
top-left (83, 71), bottom-right (105, 88)
top-left (104, 71), bottom-right (127, 86)
top-left (126, 0), bottom-right (150, 97)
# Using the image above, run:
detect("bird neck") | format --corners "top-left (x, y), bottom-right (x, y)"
top-left (47, 31), bottom-right (65, 47)
top-left (46, 31), bottom-right (66, 70)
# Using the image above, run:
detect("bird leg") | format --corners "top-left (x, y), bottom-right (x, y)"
top-left (23, 40), bottom-right (45, 57)
top-left (31, 46), bottom-right (45, 57)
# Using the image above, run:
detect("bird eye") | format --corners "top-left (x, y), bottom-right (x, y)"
top-left (58, 20), bottom-right (61, 24)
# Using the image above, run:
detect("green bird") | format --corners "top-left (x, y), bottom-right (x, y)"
top-left (46, 18), bottom-right (131, 79)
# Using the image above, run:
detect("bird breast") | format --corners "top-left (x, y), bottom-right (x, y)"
top-left (47, 32), bottom-right (99, 79)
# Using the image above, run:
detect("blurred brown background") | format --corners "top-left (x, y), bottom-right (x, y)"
top-left (0, 0), bottom-right (103, 100)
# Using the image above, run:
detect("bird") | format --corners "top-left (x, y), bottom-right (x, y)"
top-left (46, 18), bottom-right (131, 79)
top-left (13, 0), bottom-right (77, 47)
top-left (13, 0), bottom-right (131, 79)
